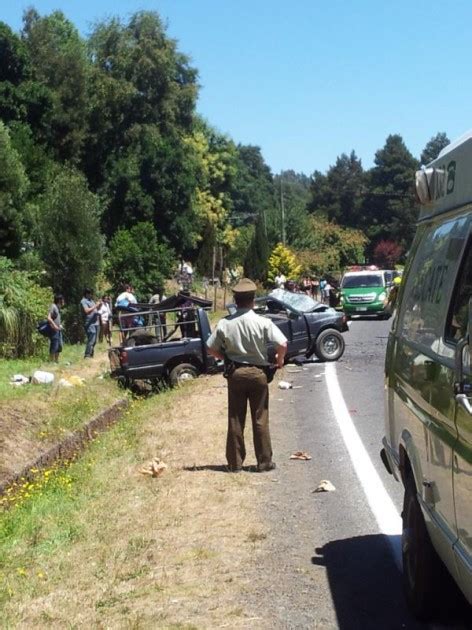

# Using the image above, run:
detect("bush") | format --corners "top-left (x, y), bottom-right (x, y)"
top-left (0, 257), bottom-right (52, 358)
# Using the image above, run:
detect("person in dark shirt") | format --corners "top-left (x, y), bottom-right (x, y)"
top-left (47, 294), bottom-right (64, 362)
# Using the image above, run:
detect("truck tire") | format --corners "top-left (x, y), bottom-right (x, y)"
top-left (402, 475), bottom-right (443, 620)
top-left (314, 329), bottom-right (345, 362)
top-left (169, 363), bottom-right (199, 387)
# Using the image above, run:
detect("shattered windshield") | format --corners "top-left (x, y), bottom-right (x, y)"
top-left (268, 289), bottom-right (319, 313)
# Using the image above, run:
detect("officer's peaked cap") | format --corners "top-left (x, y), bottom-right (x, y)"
top-left (232, 278), bottom-right (257, 293)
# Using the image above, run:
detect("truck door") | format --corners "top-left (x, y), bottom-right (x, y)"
top-left (449, 243), bottom-right (472, 602)
top-left (288, 312), bottom-right (309, 355)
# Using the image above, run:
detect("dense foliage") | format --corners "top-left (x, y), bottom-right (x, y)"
top-left (0, 6), bottom-right (451, 355)
top-left (0, 257), bottom-right (51, 358)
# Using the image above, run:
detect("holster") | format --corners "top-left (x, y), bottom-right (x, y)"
top-left (223, 358), bottom-right (236, 379)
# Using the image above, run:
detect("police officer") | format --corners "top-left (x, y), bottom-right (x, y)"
top-left (207, 278), bottom-right (288, 472)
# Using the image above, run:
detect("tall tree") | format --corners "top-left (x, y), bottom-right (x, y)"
top-left (420, 132), bottom-right (450, 165)
top-left (39, 166), bottom-right (103, 304)
top-left (0, 121), bottom-right (28, 258)
top-left (362, 134), bottom-right (419, 251)
top-left (21, 9), bottom-right (89, 162)
top-left (229, 145), bottom-right (275, 228)
top-left (308, 151), bottom-right (364, 228)
top-left (273, 170), bottom-right (311, 247)
top-left (244, 212), bottom-right (269, 281)
top-left (84, 11), bottom-right (200, 259)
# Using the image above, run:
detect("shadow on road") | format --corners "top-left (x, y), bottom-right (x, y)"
top-left (311, 533), bottom-right (470, 629)
top-left (311, 534), bottom-right (425, 630)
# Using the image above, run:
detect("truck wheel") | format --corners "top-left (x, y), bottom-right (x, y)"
top-left (169, 363), bottom-right (199, 387)
top-left (402, 475), bottom-right (442, 620)
top-left (314, 329), bottom-right (345, 362)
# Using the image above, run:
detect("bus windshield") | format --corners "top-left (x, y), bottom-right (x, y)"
top-left (342, 274), bottom-right (384, 289)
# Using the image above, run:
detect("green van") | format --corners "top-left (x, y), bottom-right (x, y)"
top-left (381, 132), bottom-right (472, 619)
top-left (339, 270), bottom-right (389, 318)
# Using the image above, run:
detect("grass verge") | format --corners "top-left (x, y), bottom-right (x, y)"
top-left (0, 376), bottom-right (267, 628)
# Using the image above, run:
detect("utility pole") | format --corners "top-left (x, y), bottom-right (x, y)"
top-left (280, 177), bottom-right (286, 245)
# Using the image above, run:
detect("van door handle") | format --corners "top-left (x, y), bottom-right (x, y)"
top-left (455, 393), bottom-right (472, 415)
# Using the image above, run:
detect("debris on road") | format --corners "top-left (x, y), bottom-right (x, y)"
top-left (139, 458), bottom-right (168, 478)
top-left (290, 451), bottom-right (312, 461)
top-left (278, 381), bottom-right (292, 389)
top-left (313, 480), bottom-right (336, 493)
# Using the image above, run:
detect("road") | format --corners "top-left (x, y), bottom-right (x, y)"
top-left (247, 318), bottom-right (470, 630)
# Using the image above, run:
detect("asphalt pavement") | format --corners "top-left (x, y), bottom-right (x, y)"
top-left (248, 318), bottom-right (470, 630)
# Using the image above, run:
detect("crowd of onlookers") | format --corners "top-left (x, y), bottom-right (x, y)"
top-left (45, 265), bottom-right (340, 363)
top-left (273, 273), bottom-right (339, 307)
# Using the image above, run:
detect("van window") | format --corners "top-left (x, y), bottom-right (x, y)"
top-left (445, 243), bottom-right (472, 342)
top-left (341, 274), bottom-right (384, 289)
top-left (399, 216), bottom-right (468, 349)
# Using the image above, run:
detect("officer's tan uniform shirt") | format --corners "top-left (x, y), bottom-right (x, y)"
top-left (207, 308), bottom-right (287, 366)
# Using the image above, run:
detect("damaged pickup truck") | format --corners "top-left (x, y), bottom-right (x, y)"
top-left (109, 289), bottom-right (348, 389)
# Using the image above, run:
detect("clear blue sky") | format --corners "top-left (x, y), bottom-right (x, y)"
top-left (2, 0), bottom-right (471, 175)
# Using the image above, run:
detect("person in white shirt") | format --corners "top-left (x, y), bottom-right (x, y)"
top-left (98, 296), bottom-right (113, 345)
top-left (115, 283), bottom-right (137, 307)
top-left (274, 273), bottom-right (286, 289)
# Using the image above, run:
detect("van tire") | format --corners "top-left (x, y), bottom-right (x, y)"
top-left (169, 363), bottom-right (199, 387)
top-left (314, 329), bottom-right (345, 362)
top-left (402, 475), bottom-right (442, 620)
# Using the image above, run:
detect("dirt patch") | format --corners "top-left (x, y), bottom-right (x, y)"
top-left (2, 375), bottom-right (279, 628)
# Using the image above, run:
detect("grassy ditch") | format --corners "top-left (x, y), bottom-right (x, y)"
top-left (0, 343), bottom-right (123, 487)
top-left (0, 376), bottom-right (267, 628)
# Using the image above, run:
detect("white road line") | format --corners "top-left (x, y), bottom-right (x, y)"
top-left (325, 362), bottom-right (403, 570)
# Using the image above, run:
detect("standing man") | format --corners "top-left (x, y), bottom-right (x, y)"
top-left (47, 294), bottom-right (64, 362)
top-left (81, 288), bottom-right (101, 358)
top-left (207, 278), bottom-right (287, 472)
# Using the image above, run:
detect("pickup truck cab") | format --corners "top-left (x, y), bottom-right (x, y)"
top-left (230, 289), bottom-right (348, 362)
top-left (382, 131), bottom-right (472, 620)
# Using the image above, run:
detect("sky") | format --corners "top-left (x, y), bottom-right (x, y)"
top-left (2, 0), bottom-right (472, 175)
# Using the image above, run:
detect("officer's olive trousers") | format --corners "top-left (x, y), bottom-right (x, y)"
top-left (226, 366), bottom-right (272, 470)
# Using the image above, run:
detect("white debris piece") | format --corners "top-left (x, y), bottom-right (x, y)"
top-left (313, 480), bottom-right (336, 493)
top-left (31, 370), bottom-right (55, 385)
top-left (10, 374), bottom-right (30, 386)
top-left (278, 381), bottom-right (292, 390)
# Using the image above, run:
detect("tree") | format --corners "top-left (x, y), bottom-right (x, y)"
top-left (372, 240), bottom-right (403, 268)
top-left (420, 132), bottom-right (450, 165)
top-left (21, 9), bottom-right (89, 162)
top-left (230, 145), bottom-right (275, 228)
top-left (296, 219), bottom-right (367, 277)
top-left (267, 243), bottom-right (302, 284)
top-left (39, 167), bottom-right (103, 304)
top-left (105, 222), bottom-right (175, 299)
top-left (273, 170), bottom-right (311, 247)
top-left (0, 256), bottom-right (51, 358)
top-left (0, 121), bottom-right (28, 258)
top-left (308, 151), bottom-right (364, 229)
top-left (244, 213), bottom-right (269, 282)
top-left (185, 120), bottom-right (238, 274)
top-left (362, 134), bottom-right (419, 251)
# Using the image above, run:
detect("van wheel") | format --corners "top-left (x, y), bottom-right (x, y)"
top-left (402, 475), bottom-right (442, 619)
top-left (314, 329), bottom-right (345, 362)
top-left (169, 363), bottom-right (199, 387)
